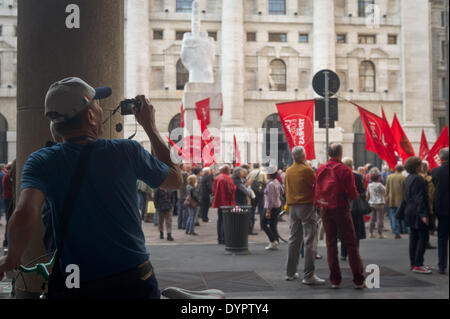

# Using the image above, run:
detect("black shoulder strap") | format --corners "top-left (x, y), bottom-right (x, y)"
top-left (56, 143), bottom-right (94, 252)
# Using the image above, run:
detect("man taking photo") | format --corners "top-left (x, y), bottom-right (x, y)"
top-left (0, 77), bottom-right (182, 299)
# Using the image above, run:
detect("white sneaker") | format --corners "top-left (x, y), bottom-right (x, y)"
top-left (285, 273), bottom-right (299, 281)
top-left (302, 274), bottom-right (326, 285)
top-left (265, 241), bottom-right (278, 250)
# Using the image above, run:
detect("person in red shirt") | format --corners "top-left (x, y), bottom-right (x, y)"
top-left (212, 165), bottom-right (236, 245)
top-left (316, 144), bottom-right (365, 289)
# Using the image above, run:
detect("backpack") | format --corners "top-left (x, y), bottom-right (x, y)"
top-left (251, 171), bottom-right (265, 197)
top-left (314, 163), bottom-right (340, 209)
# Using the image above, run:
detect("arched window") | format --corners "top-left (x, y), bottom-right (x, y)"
top-left (269, 0), bottom-right (286, 15)
top-left (176, 59), bottom-right (189, 90)
top-left (269, 59), bottom-right (286, 91)
top-left (168, 113), bottom-right (183, 145)
top-left (262, 113), bottom-right (292, 168)
top-left (359, 61), bottom-right (376, 93)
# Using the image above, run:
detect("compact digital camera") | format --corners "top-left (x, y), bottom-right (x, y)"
top-left (120, 98), bottom-right (142, 115)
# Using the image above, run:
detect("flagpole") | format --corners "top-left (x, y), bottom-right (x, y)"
top-left (325, 71), bottom-right (330, 160)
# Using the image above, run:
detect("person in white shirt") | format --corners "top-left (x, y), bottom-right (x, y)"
top-left (367, 167), bottom-right (386, 239)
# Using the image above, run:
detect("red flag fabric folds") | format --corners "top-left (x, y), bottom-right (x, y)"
top-left (427, 126), bottom-right (449, 170)
top-left (180, 104), bottom-right (184, 128)
top-left (354, 103), bottom-right (397, 169)
top-left (419, 129), bottom-right (430, 160)
top-left (276, 100), bottom-right (316, 160)
top-left (195, 98), bottom-right (211, 126)
top-left (391, 114), bottom-right (415, 161)
top-left (381, 107), bottom-right (398, 156)
top-left (234, 135), bottom-right (241, 167)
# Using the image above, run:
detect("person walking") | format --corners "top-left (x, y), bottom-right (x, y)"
top-left (154, 187), bottom-right (174, 241)
top-left (341, 157), bottom-right (366, 261)
top-left (199, 167), bottom-right (214, 222)
top-left (211, 165), bottom-right (236, 245)
top-left (232, 167), bottom-right (251, 206)
top-left (315, 144), bottom-right (365, 289)
top-left (185, 175), bottom-right (200, 236)
top-left (177, 165), bottom-right (189, 230)
top-left (402, 156), bottom-right (433, 274)
top-left (248, 164), bottom-right (267, 235)
top-left (262, 170), bottom-right (282, 251)
top-left (285, 146), bottom-right (325, 285)
top-left (385, 164), bottom-right (406, 239)
top-left (367, 168), bottom-right (386, 239)
top-left (432, 148), bottom-right (449, 275)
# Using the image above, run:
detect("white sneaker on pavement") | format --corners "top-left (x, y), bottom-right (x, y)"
top-left (285, 273), bottom-right (299, 281)
top-left (265, 241), bottom-right (278, 251)
top-left (302, 274), bottom-right (326, 285)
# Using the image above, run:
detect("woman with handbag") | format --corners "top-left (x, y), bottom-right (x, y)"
top-left (340, 158), bottom-right (367, 261)
top-left (185, 175), bottom-right (200, 236)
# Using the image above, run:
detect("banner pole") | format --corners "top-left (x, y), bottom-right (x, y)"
top-left (325, 71), bottom-right (330, 160)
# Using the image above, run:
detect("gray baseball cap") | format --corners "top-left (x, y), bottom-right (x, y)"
top-left (45, 77), bottom-right (112, 123)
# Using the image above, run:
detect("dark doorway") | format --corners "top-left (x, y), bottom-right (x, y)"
top-left (262, 113), bottom-right (292, 169)
top-left (0, 113), bottom-right (7, 163)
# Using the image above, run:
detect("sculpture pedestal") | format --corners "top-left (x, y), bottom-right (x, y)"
top-left (181, 83), bottom-right (222, 164)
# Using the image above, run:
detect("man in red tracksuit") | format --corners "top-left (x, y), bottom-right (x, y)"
top-left (316, 144), bottom-right (365, 289)
top-left (212, 165), bottom-right (236, 245)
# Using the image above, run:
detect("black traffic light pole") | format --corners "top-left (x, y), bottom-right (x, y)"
top-left (324, 70), bottom-right (330, 161)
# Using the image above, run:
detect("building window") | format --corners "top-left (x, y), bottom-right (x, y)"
top-left (442, 11), bottom-right (446, 27)
top-left (153, 30), bottom-right (164, 40)
top-left (176, 59), bottom-right (189, 90)
top-left (438, 117), bottom-right (446, 133)
top-left (269, 59), bottom-right (287, 91)
top-left (442, 78), bottom-right (447, 100)
top-left (0, 25), bottom-right (3, 37)
top-left (269, 32), bottom-right (287, 42)
top-left (442, 41), bottom-right (446, 61)
top-left (358, 0), bottom-right (375, 17)
top-left (176, 0), bottom-right (193, 13)
top-left (247, 32), bottom-right (257, 42)
top-left (208, 31), bottom-right (217, 41)
top-left (299, 34), bottom-right (309, 43)
top-left (176, 30), bottom-right (189, 40)
top-left (337, 34), bottom-right (347, 43)
top-left (269, 0), bottom-right (286, 15)
top-left (358, 34), bottom-right (376, 44)
top-left (359, 61), bottom-right (376, 92)
top-left (388, 34), bottom-right (397, 45)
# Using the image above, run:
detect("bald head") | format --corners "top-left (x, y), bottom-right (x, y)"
top-left (328, 143), bottom-right (343, 160)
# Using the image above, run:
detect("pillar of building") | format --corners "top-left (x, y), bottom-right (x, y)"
top-left (125, 0), bottom-right (150, 142)
top-left (400, 0), bottom-right (436, 146)
top-left (15, 0), bottom-right (124, 298)
top-left (221, 0), bottom-right (245, 128)
top-left (313, 0), bottom-right (335, 74)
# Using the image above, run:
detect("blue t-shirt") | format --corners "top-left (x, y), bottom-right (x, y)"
top-left (20, 139), bottom-right (169, 282)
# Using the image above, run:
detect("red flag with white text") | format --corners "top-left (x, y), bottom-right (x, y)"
top-left (354, 103), bottom-right (397, 169)
top-left (276, 100), bottom-right (316, 160)
top-left (427, 126), bottom-right (449, 170)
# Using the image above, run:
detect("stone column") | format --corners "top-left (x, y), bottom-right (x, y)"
top-left (313, 0), bottom-right (335, 73)
top-left (400, 0), bottom-right (436, 145)
top-left (16, 0), bottom-right (124, 298)
top-left (125, 0), bottom-right (150, 140)
top-left (221, 0), bottom-right (245, 128)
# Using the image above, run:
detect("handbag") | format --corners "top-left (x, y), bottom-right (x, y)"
top-left (46, 143), bottom-right (94, 299)
top-left (351, 194), bottom-right (372, 216)
top-left (184, 195), bottom-right (199, 209)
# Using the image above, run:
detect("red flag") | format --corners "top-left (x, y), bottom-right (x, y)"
top-left (195, 98), bottom-right (210, 126)
top-left (180, 104), bottom-right (184, 128)
top-left (234, 135), bottom-right (241, 167)
top-left (427, 126), bottom-right (449, 170)
top-left (354, 103), bottom-right (397, 169)
top-left (381, 107), bottom-right (397, 154)
top-left (419, 129), bottom-right (430, 160)
top-left (276, 100), bottom-right (316, 160)
top-left (391, 113), bottom-right (415, 161)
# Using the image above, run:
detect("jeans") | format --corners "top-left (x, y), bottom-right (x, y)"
top-left (153, 211), bottom-right (158, 226)
top-left (409, 227), bottom-right (429, 267)
top-left (389, 207), bottom-right (400, 236)
top-left (321, 208), bottom-right (365, 286)
top-left (251, 196), bottom-right (265, 233)
top-left (437, 216), bottom-right (449, 271)
top-left (287, 204), bottom-right (318, 279)
top-left (217, 208), bottom-right (224, 243)
top-left (185, 207), bottom-right (198, 234)
top-left (260, 207), bottom-right (280, 243)
top-left (177, 199), bottom-right (187, 229)
top-left (369, 204), bottom-right (385, 235)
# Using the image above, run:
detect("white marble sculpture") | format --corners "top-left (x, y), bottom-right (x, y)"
top-left (181, 0), bottom-right (215, 83)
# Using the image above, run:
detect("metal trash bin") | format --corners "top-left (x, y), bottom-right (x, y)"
top-left (221, 206), bottom-right (251, 255)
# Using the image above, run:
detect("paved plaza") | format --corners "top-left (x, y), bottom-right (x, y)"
top-left (0, 210), bottom-right (448, 299)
